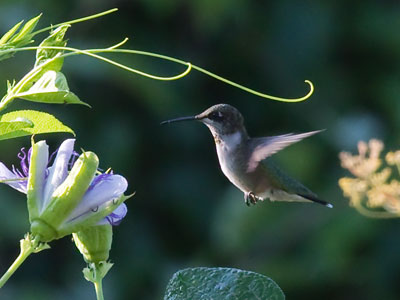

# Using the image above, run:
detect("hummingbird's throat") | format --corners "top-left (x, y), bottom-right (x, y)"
top-left (206, 126), bottom-right (223, 145)
top-left (213, 134), bottom-right (221, 145)
top-left (215, 131), bottom-right (244, 151)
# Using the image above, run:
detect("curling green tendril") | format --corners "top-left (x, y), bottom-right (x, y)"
top-left (31, 8), bottom-right (119, 36)
top-left (0, 8), bottom-right (314, 103)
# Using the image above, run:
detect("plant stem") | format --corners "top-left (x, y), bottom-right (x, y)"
top-left (83, 262), bottom-right (113, 300)
top-left (0, 45), bottom-right (314, 102)
top-left (31, 8), bottom-right (118, 36)
top-left (0, 234), bottom-right (45, 288)
top-left (0, 246), bottom-right (32, 288)
top-left (93, 274), bottom-right (104, 300)
top-left (0, 51), bottom-right (60, 112)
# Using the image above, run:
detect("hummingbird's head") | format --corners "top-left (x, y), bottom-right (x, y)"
top-left (195, 104), bottom-right (245, 136)
top-left (161, 103), bottom-right (247, 137)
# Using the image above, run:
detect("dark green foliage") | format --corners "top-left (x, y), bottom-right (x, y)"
top-left (165, 267), bottom-right (284, 300)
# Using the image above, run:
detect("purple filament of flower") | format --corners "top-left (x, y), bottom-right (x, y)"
top-left (47, 146), bottom-right (58, 165)
top-left (10, 145), bottom-right (74, 183)
top-left (17, 147), bottom-right (29, 177)
top-left (106, 211), bottom-right (123, 226)
top-left (12, 165), bottom-right (24, 178)
top-left (68, 151), bottom-right (80, 169)
top-left (11, 145), bottom-right (109, 189)
top-left (47, 146), bottom-right (79, 176)
top-left (48, 145), bottom-right (78, 170)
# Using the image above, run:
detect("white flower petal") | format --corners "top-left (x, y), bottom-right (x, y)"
top-left (0, 162), bottom-right (27, 193)
top-left (43, 139), bottom-right (75, 208)
top-left (67, 174), bottom-right (128, 221)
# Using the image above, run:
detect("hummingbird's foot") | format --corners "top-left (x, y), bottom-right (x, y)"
top-left (245, 192), bottom-right (260, 206)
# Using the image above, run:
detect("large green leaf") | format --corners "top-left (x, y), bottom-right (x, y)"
top-left (164, 267), bottom-right (285, 300)
top-left (0, 110), bottom-right (74, 141)
top-left (15, 70), bottom-right (89, 106)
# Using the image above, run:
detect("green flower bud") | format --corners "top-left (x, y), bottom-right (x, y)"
top-left (73, 225), bottom-right (113, 263)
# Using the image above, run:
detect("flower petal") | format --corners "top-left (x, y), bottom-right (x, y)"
top-left (97, 203), bottom-right (128, 225)
top-left (67, 174), bottom-right (128, 221)
top-left (27, 141), bottom-right (49, 215)
top-left (0, 162), bottom-right (27, 193)
top-left (42, 139), bottom-right (75, 208)
top-left (60, 192), bottom-right (128, 236)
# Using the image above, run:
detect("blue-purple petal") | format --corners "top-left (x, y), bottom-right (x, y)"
top-left (0, 162), bottom-right (27, 193)
top-left (67, 174), bottom-right (128, 221)
top-left (97, 203), bottom-right (128, 226)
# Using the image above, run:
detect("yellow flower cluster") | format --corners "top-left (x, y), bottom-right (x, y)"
top-left (339, 139), bottom-right (400, 218)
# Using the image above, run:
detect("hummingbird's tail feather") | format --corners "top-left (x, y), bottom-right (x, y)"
top-left (297, 193), bottom-right (333, 208)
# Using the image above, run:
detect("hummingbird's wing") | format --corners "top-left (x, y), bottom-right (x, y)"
top-left (247, 130), bottom-right (323, 173)
top-left (261, 159), bottom-right (332, 207)
top-left (261, 159), bottom-right (315, 196)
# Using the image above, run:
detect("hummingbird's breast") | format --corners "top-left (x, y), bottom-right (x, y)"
top-left (215, 133), bottom-right (270, 194)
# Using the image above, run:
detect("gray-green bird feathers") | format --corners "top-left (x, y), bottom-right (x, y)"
top-left (161, 104), bottom-right (332, 208)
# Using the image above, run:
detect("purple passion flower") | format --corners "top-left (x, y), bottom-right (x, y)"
top-left (0, 139), bottom-right (129, 242)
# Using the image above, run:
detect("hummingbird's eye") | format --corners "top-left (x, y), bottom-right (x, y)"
top-left (209, 111), bottom-right (224, 122)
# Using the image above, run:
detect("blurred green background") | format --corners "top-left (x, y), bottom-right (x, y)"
top-left (1, 0), bottom-right (400, 299)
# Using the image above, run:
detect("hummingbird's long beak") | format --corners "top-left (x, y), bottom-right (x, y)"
top-left (160, 115), bottom-right (198, 125)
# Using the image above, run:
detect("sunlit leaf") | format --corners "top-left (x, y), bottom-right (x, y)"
top-left (14, 53), bottom-right (66, 95)
top-left (0, 110), bottom-right (74, 141)
top-left (35, 25), bottom-right (69, 69)
top-left (15, 70), bottom-right (89, 106)
top-left (164, 267), bottom-right (285, 300)
top-left (0, 117), bottom-right (33, 135)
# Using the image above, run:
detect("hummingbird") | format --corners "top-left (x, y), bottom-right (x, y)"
top-left (161, 104), bottom-right (332, 208)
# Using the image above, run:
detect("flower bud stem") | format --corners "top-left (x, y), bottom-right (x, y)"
top-left (93, 271), bottom-right (104, 300)
top-left (83, 261), bottom-right (113, 300)
top-left (0, 233), bottom-right (49, 288)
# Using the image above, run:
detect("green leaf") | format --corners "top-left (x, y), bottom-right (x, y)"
top-left (0, 21), bottom-right (23, 45)
top-left (164, 267), bottom-right (285, 300)
top-left (0, 110), bottom-right (74, 141)
top-left (0, 117), bottom-right (33, 135)
top-left (11, 53), bottom-right (66, 96)
top-left (15, 70), bottom-right (89, 106)
top-left (35, 25), bottom-right (69, 69)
